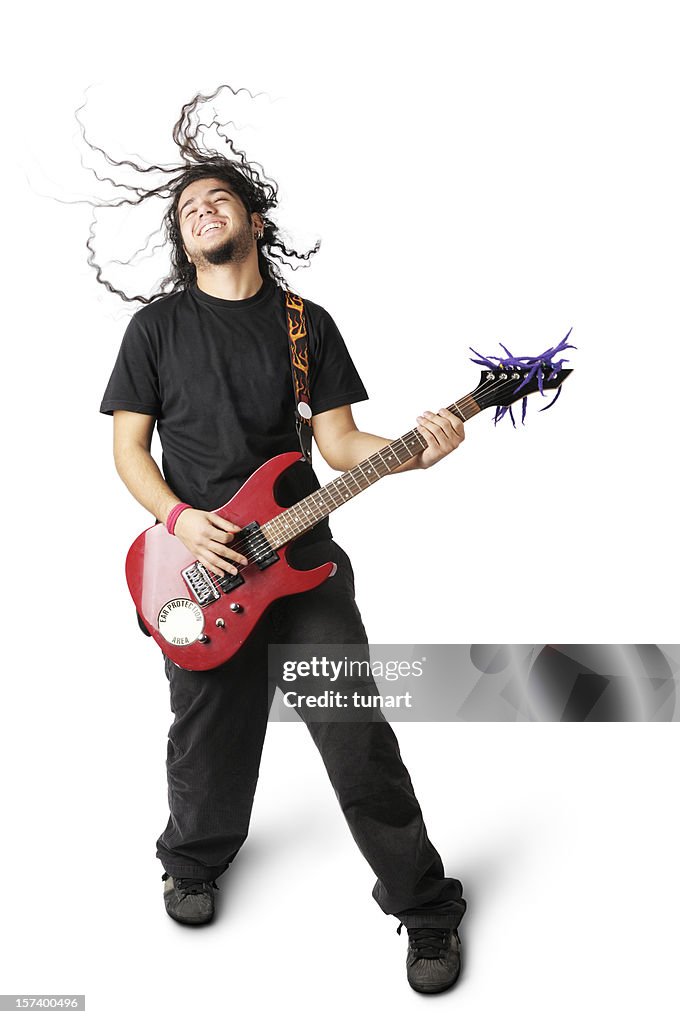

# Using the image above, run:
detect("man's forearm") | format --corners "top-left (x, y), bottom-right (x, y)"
top-left (114, 444), bottom-right (183, 524)
top-left (326, 429), bottom-right (420, 474)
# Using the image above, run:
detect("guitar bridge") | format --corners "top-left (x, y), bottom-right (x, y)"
top-left (182, 562), bottom-right (224, 607)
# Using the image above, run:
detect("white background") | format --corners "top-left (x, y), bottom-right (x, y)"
top-left (2, 1), bottom-right (678, 1021)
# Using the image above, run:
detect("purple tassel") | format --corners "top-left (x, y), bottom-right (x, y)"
top-left (539, 384), bottom-right (562, 411)
top-left (469, 328), bottom-right (575, 425)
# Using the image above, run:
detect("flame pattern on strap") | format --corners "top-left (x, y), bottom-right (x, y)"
top-left (285, 290), bottom-right (312, 425)
top-left (469, 327), bottom-right (576, 427)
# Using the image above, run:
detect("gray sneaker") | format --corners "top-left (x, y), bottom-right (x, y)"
top-left (162, 872), bottom-right (218, 926)
top-left (397, 923), bottom-right (462, 994)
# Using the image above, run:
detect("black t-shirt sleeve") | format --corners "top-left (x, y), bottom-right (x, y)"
top-left (99, 315), bottom-right (162, 417)
top-left (308, 307), bottom-right (369, 415)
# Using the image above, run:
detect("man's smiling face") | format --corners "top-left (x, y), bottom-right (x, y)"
top-left (177, 176), bottom-right (258, 268)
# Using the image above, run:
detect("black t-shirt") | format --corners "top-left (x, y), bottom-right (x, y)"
top-left (100, 275), bottom-right (369, 551)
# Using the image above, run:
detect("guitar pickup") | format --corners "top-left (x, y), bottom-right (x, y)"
top-left (217, 568), bottom-right (246, 594)
top-left (238, 521), bottom-right (280, 571)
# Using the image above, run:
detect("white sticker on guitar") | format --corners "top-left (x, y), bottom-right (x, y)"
top-left (158, 599), bottom-right (205, 646)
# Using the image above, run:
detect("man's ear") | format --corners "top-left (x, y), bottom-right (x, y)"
top-left (183, 246), bottom-right (193, 265)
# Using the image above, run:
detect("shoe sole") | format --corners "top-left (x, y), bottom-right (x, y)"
top-left (408, 975), bottom-right (458, 995)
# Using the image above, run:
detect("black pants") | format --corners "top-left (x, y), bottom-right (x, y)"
top-left (156, 538), bottom-right (467, 929)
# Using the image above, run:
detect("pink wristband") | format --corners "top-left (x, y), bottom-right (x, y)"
top-left (166, 502), bottom-right (192, 535)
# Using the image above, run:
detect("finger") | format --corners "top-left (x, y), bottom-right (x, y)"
top-left (416, 420), bottom-right (442, 449)
top-left (207, 526), bottom-right (246, 554)
top-left (208, 513), bottom-right (242, 533)
top-left (419, 410), bottom-right (465, 446)
top-left (420, 409), bottom-right (462, 436)
top-left (417, 418), bottom-right (460, 455)
top-left (207, 540), bottom-right (248, 566)
top-left (198, 554), bottom-right (232, 577)
top-left (438, 409), bottom-right (465, 439)
top-left (201, 550), bottom-right (241, 576)
top-left (417, 414), bottom-right (447, 446)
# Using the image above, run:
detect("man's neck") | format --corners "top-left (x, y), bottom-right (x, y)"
top-left (194, 261), bottom-right (264, 301)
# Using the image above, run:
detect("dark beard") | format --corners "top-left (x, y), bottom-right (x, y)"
top-left (201, 222), bottom-right (253, 266)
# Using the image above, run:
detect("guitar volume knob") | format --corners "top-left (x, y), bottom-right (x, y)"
top-left (230, 603), bottom-right (243, 613)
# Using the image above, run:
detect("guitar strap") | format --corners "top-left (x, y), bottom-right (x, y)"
top-left (284, 289), bottom-right (313, 465)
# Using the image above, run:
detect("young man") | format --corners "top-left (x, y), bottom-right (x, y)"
top-left (100, 165), bottom-right (467, 995)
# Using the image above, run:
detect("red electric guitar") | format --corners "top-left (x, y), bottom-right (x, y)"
top-left (125, 359), bottom-right (573, 670)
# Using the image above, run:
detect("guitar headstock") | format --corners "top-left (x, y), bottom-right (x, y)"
top-left (471, 362), bottom-right (573, 413)
top-left (468, 330), bottom-right (576, 425)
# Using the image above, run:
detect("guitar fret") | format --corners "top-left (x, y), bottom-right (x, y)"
top-left (328, 478), bottom-right (346, 504)
top-left (450, 399), bottom-right (466, 421)
top-left (347, 467), bottom-right (361, 492)
top-left (355, 462), bottom-right (372, 486)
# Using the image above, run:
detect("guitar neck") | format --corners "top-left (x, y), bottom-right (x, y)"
top-left (261, 391), bottom-right (482, 549)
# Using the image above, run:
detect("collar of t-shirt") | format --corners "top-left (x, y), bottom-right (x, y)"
top-left (190, 275), bottom-right (276, 310)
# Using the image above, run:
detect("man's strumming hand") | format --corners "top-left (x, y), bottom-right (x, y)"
top-left (173, 509), bottom-right (249, 578)
top-left (410, 408), bottom-right (466, 470)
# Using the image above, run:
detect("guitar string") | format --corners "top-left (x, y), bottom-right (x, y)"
top-left (183, 372), bottom-right (559, 581)
top-left (194, 373), bottom-right (558, 578)
top-left (230, 372), bottom-right (557, 560)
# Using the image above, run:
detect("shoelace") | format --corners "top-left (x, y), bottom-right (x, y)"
top-left (162, 872), bottom-right (219, 900)
top-left (396, 923), bottom-right (453, 959)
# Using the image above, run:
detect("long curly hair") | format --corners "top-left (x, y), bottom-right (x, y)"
top-left (79, 84), bottom-right (320, 304)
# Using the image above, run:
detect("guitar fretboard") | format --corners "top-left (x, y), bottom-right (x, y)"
top-left (261, 392), bottom-right (481, 549)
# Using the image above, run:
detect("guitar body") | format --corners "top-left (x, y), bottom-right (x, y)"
top-left (125, 451), bottom-right (336, 671)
